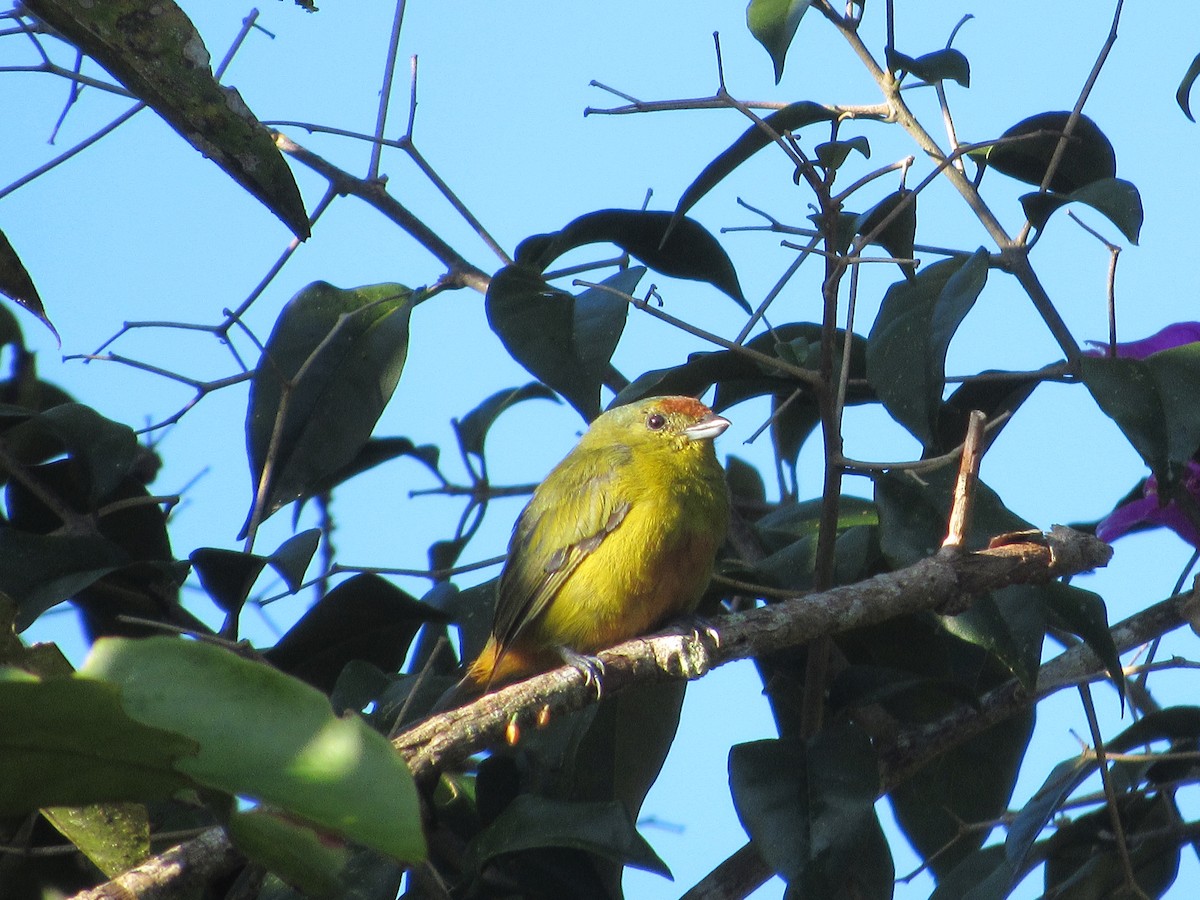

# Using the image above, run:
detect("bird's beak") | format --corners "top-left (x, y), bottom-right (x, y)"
top-left (683, 412), bottom-right (731, 442)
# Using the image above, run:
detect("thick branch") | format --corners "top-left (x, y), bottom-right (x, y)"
top-left (394, 526), bottom-right (1112, 777)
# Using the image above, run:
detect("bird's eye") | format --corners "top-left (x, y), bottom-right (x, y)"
top-left (646, 413), bottom-right (666, 431)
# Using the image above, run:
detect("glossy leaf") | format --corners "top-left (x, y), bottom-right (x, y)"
top-left (517, 211), bottom-right (746, 311)
top-left (984, 111), bottom-right (1115, 193)
top-left (462, 795), bottom-right (670, 877)
top-left (1177, 52), bottom-right (1200, 122)
top-left (893, 710), bottom-right (1034, 879)
top-left (268, 529), bottom-right (321, 594)
top-left (0, 227), bottom-right (56, 341)
top-left (245, 282), bottom-right (415, 530)
top-left (1020, 177), bottom-right (1143, 244)
top-left (746, 0), bottom-right (814, 82)
top-left (867, 249), bottom-right (989, 445)
top-left (86, 636), bottom-right (427, 862)
top-left (1080, 342), bottom-right (1200, 479)
top-left (0, 529), bottom-right (128, 630)
top-left (729, 726), bottom-right (891, 895)
top-left (1043, 582), bottom-right (1123, 699)
top-left (263, 574), bottom-right (448, 693)
top-left (455, 383), bottom-right (561, 460)
top-left (854, 190), bottom-right (917, 268)
top-left (814, 136), bottom-right (871, 170)
top-left (890, 48), bottom-right (971, 87)
top-left (189, 547), bottom-right (267, 617)
top-left (486, 266), bottom-right (638, 420)
top-left (672, 100), bottom-right (837, 227)
top-left (22, 0), bottom-right (309, 238)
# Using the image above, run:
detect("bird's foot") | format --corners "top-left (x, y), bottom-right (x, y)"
top-left (558, 647), bottom-right (606, 699)
top-left (675, 613), bottom-right (721, 648)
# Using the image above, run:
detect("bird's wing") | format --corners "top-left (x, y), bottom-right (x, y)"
top-left (490, 450), bottom-right (631, 653)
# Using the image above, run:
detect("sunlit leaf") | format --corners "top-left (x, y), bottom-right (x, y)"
top-left (746, 0), bottom-right (815, 83)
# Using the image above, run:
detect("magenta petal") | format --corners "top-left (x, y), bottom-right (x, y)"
top-left (1153, 506), bottom-right (1200, 549)
top-left (1085, 322), bottom-right (1200, 359)
top-left (1096, 495), bottom-right (1162, 541)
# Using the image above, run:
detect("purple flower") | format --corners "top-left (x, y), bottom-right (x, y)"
top-left (1096, 461), bottom-right (1200, 548)
top-left (1085, 322), bottom-right (1200, 359)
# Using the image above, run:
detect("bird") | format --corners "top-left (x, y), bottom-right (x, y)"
top-left (460, 395), bottom-right (731, 697)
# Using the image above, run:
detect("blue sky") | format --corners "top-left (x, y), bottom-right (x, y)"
top-left (5, 1), bottom-right (1200, 896)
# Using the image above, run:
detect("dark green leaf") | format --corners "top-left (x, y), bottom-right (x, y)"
top-left (454, 383), bottom-right (560, 460)
top-left (867, 250), bottom-right (989, 445)
top-left (814, 136), bottom-right (871, 170)
top-left (463, 795), bottom-right (670, 877)
top-left (1108, 706), bottom-right (1200, 752)
top-left (929, 845), bottom-right (1013, 900)
top-left (0, 529), bottom-right (128, 630)
top-left (673, 101), bottom-right (835, 228)
top-left (902, 48), bottom-right (971, 87)
top-left (829, 665), bottom-right (981, 716)
top-left (1177, 52), bottom-right (1200, 122)
top-left (0, 227), bottom-right (56, 341)
top-left (1006, 757), bottom-right (1094, 873)
top-left (87, 636), bottom-right (427, 862)
top-left (746, 0), bottom-right (814, 82)
top-left (517, 210), bottom-right (746, 311)
top-left (1081, 342), bottom-right (1200, 478)
top-left (854, 190), bottom-right (917, 269)
top-left (189, 547), bottom-right (267, 617)
top-left (22, 0), bottom-right (309, 238)
top-left (939, 587), bottom-right (1045, 690)
top-left (985, 112), bottom-right (1116, 193)
top-left (725, 455), bottom-right (766, 508)
top-left (1020, 177), bottom-right (1143, 244)
top-left (935, 369), bottom-right (1039, 454)
top-left (295, 437), bottom-right (443, 521)
top-left (893, 710), bottom-right (1033, 879)
top-left (263, 573), bottom-right (448, 693)
top-left (1043, 582), bottom-right (1123, 700)
top-left (729, 727), bottom-right (890, 894)
top-left (245, 282), bottom-right (415, 530)
top-left (268, 529), bottom-right (321, 594)
top-left (486, 266), bottom-right (637, 420)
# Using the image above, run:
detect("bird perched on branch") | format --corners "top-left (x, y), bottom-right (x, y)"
top-left (459, 395), bottom-right (731, 698)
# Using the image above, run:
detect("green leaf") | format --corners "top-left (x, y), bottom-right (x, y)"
top-left (814, 136), bottom-right (871, 170)
top-left (1043, 582), bottom-right (1123, 700)
top-left (85, 636), bottom-right (427, 863)
top-left (455, 384), bottom-right (561, 461)
top-left (1177, 52), bottom-right (1200, 122)
top-left (517, 210), bottom-right (747, 312)
top-left (486, 266), bottom-right (637, 420)
top-left (0, 668), bottom-right (195, 814)
top-left (42, 802), bottom-right (150, 877)
top-left (228, 807), bottom-right (352, 896)
top-left (867, 249), bottom-right (989, 445)
top-left (746, 0), bottom-right (815, 83)
top-left (190, 547), bottom-right (267, 617)
top-left (939, 587), bottom-right (1045, 690)
top-left (0, 227), bottom-right (56, 341)
top-left (463, 795), bottom-right (670, 877)
top-left (984, 112), bottom-right (1116, 193)
top-left (245, 282), bottom-right (415, 531)
top-left (892, 710), bottom-right (1034, 879)
top-left (268, 529), bottom-right (321, 594)
top-left (854, 190), bottom-right (917, 268)
top-left (674, 101), bottom-right (835, 227)
top-left (729, 726), bottom-right (890, 892)
top-left (1020, 177), bottom-right (1143, 244)
top-left (0, 529), bottom-right (129, 630)
top-left (1080, 342), bottom-right (1200, 478)
top-left (1006, 757), bottom-right (1094, 874)
top-left (263, 573), bottom-right (449, 693)
top-left (894, 48), bottom-right (971, 87)
top-left (22, 0), bottom-right (309, 238)
top-left (930, 845), bottom-right (1013, 900)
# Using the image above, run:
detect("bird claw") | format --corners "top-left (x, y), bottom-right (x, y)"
top-left (677, 613), bottom-right (721, 648)
top-left (558, 647), bottom-right (605, 699)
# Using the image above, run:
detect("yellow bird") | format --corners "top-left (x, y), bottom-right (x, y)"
top-left (463, 395), bottom-right (730, 693)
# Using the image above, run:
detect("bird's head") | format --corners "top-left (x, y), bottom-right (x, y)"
top-left (588, 396), bottom-right (731, 455)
